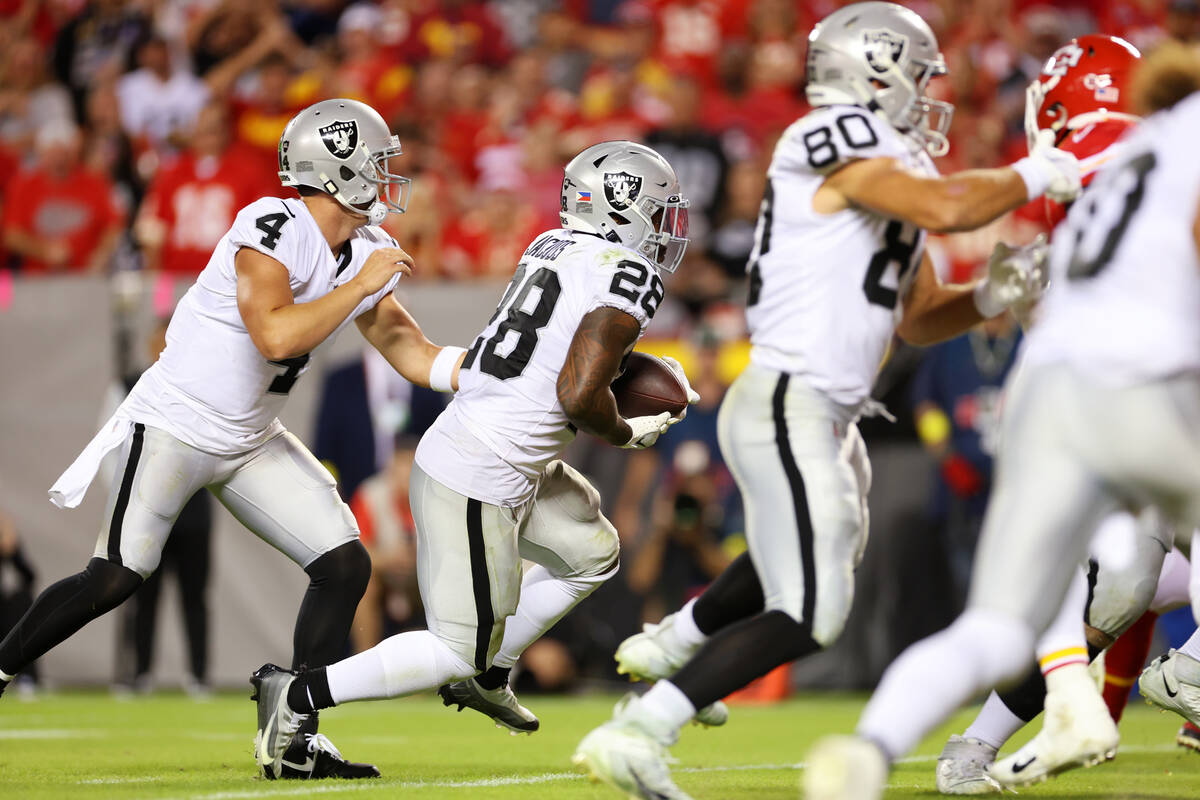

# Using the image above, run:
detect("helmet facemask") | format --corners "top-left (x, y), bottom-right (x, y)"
top-left (627, 194), bottom-right (690, 273)
top-left (873, 52), bottom-right (953, 157)
top-left (359, 135), bottom-right (412, 219)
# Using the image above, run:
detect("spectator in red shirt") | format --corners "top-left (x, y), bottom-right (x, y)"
top-left (135, 103), bottom-right (276, 275)
top-left (2, 121), bottom-right (124, 275)
top-left (400, 0), bottom-right (513, 68)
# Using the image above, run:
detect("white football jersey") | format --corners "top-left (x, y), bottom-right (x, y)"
top-left (745, 105), bottom-right (936, 405)
top-left (122, 196), bottom-right (402, 455)
top-left (416, 229), bottom-right (662, 505)
top-left (1023, 92), bottom-right (1200, 383)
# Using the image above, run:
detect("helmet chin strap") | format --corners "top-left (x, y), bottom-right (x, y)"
top-left (365, 200), bottom-right (386, 226)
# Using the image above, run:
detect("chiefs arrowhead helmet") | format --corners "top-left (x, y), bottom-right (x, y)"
top-left (1025, 34), bottom-right (1142, 150)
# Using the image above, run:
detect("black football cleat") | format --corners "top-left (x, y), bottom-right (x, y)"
top-left (277, 714), bottom-right (380, 780)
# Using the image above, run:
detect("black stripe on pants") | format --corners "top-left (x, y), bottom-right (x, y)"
top-left (465, 498), bottom-right (493, 672)
top-left (772, 374), bottom-right (816, 625)
top-left (108, 423), bottom-right (146, 567)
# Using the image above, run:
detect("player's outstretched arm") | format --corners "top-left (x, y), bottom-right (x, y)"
top-left (236, 245), bottom-right (412, 361)
top-left (822, 136), bottom-right (1079, 234)
top-left (556, 306), bottom-right (641, 447)
top-left (356, 294), bottom-right (465, 391)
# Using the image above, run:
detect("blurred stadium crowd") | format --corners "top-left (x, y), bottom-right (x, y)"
top-left (2, 0), bottom-right (1199, 289)
top-left (3, 0), bottom-right (1200, 693)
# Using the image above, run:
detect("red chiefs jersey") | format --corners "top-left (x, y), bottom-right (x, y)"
top-left (1043, 117), bottom-right (1138, 227)
top-left (142, 146), bottom-right (278, 274)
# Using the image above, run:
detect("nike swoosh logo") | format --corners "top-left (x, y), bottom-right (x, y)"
top-left (1011, 756), bottom-right (1036, 773)
top-left (629, 767), bottom-right (671, 800)
top-left (281, 756), bottom-right (315, 772)
top-left (1164, 674), bottom-right (1179, 698)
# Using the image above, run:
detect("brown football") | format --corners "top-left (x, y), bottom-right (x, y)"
top-left (612, 351), bottom-right (688, 418)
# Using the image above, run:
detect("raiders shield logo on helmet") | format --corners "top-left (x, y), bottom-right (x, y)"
top-left (604, 171), bottom-right (642, 211)
top-left (318, 120), bottom-right (359, 160)
top-left (863, 29), bottom-right (908, 74)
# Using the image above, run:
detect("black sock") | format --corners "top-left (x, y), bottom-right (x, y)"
top-left (288, 667), bottom-right (335, 714)
top-left (291, 541), bottom-right (371, 671)
top-left (475, 665), bottom-right (511, 690)
top-left (671, 610), bottom-right (820, 710)
top-left (691, 552), bottom-right (765, 636)
top-left (997, 665), bottom-right (1046, 723)
top-left (0, 558), bottom-right (141, 675)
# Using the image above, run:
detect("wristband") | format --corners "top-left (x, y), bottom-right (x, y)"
top-left (973, 280), bottom-right (1007, 318)
top-left (429, 346), bottom-right (466, 392)
top-left (1011, 156), bottom-right (1049, 201)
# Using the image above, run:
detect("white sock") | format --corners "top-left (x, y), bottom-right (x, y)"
top-left (0, 668), bottom-right (13, 683)
top-left (962, 691), bottom-right (1027, 750)
top-left (858, 609), bottom-right (1034, 759)
top-left (636, 680), bottom-right (696, 742)
top-left (326, 630), bottom-right (474, 705)
top-left (673, 598), bottom-right (707, 649)
top-left (1034, 568), bottom-right (1090, 676)
top-left (1178, 628), bottom-right (1200, 662)
top-left (493, 565), bottom-right (607, 669)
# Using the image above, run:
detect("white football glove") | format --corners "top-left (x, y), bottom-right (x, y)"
top-left (1014, 130), bottom-right (1082, 204)
top-left (620, 411), bottom-right (677, 449)
top-left (985, 233), bottom-right (1050, 308)
top-left (659, 355), bottom-right (701, 411)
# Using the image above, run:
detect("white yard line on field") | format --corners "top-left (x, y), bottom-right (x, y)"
top-left (71, 744), bottom-right (1180, 797)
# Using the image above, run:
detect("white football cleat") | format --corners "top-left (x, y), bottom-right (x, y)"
top-left (615, 615), bottom-right (728, 728)
top-left (573, 696), bottom-right (692, 800)
top-left (935, 735), bottom-right (1001, 795)
top-left (803, 735), bottom-right (887, 800)
top-left (990, 664), bottom-right (1118, 787)
top-left (1139, 649), bottom-right (1200, 728)
top-left (438, 677), bottom-right (539, 734)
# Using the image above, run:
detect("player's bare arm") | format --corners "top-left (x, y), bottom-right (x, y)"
top-left (818, 156), bottom-right (1030, 233)
top-left (235, 245), bottom-right (412, 361)
top-left (556, 306), bottom-right (641, 446)
top-left (895, 251), bottom-right (987, 345)
top-left (355, 294), bottom-right (464, 390)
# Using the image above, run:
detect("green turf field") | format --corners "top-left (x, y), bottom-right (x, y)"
top-left (0, 690), bottom-right (1195, 798)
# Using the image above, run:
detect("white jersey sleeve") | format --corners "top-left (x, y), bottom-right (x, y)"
top-left (744, 105), bottom-right (934, 405)
top-left (415, 230), bottom-right (661, 505)
top-left (224, 197), bottom-right (315, 283)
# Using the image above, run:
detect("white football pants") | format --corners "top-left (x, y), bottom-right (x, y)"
top-left (717, 364), bottom-right (870, 646)
top-left (95, 424), bottom-right (358, 577)
top-left (410, 459), bottom-right (619, 671)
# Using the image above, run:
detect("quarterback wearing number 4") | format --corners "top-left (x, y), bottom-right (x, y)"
top-left (574, 4), bottom-right (1085, 798)
top-left (0, 99), bottom-right (456, 778)
top-left (250, 141), bottom-right (696, 778)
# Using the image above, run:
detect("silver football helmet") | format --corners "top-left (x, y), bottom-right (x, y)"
top-left (805, 2), bottom-right (953, 156)
top-left (559, 141), bottom-right (690, 272)
top-left (277, 98), bottom-right (411, 226)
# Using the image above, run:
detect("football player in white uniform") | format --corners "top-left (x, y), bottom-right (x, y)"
top-left (806, 45), bottom-right (1200, 800)
top-left (572, 4), bottom-right (1081, 798)
top-left (249, 141), bottom-right (698, 779)
top-left (0, 99), bottom-right (461, 779)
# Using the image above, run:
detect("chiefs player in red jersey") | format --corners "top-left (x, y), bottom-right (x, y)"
top-left (1026, 34), bottom-right (1142, 227)
top-left (934, 34), bottom-right (1195, 795)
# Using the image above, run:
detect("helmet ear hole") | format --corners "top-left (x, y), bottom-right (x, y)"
top-left (340, 166), bottom-right (355, 181)
top-left (609, 212), bottom-right (630, 225)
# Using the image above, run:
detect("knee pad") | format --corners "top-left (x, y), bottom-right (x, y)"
top-left (529, 460), bottom-right (620, 579)
top-left (307, 539), bottom-right (372, 595)
top-left (86, 557), bottom-right (143, 611)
